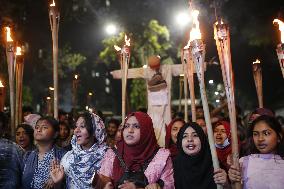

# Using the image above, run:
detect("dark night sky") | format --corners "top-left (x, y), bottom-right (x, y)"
top-left (1, 0), bottom-right (284, 114)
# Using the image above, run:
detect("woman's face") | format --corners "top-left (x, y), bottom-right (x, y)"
top-left (253, 121), bottom-right (279, 154)
top-left (123, 116), bottom-right (140, 146)
top-left (170, 121), bottom-right (184, 144)
top-left (74, 117), bottom-right (94, 149)
top-left (16, 127), bottom-right (31, 150)
top-left (182, 127), bottom-right (201, 156)
top-left (214, 125), bottom-right (228, 145)
top-left (59, 124), bottom-right (69, 140)
top-left (107, 123), bottom-right (118, 137)
top-left (34, 120), bottom-right (56, 143)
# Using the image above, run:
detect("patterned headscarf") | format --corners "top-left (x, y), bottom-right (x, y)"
top-left (65, 113), bottom-right (107, 188)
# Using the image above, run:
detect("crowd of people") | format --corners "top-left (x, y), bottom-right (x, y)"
top-left (0, 104), bottom-right (284, 189)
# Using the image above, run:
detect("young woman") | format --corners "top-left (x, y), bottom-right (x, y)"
top-left (56, 121), bottom-right (72, 150)
top-left (22, 116), bottom-right (66, 189)
top-left (165, 118), bottom-right (185, 159)
top-left (228, 115), bottom-right (284, 188)
top-left (96, 111), bottom-right (174, 189)
top-left (15, 124), bottom-right (35, 152)
top-left (174, 122), bottom-right (229, 189)
top-left (51, 112), bottom-right (108, 188)
top-left (213, 121), bottom-right (232, 172)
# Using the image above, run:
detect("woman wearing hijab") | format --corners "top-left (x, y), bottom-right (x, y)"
top-left (51, 112), bottom-right (107, 188)
top-left (174, 122), bottom-right (229, 189)
top-left (95, 111), bottom-right (174, 189)
top-left (165, 118), bottom-right (185, 159)
top-left (213, 121), bottom-right (233, 172)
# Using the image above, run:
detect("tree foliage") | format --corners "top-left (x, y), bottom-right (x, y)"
top-left (99, 19), bottom-right (172, 110)
top-left (43, 44), bottom-right (86, 78)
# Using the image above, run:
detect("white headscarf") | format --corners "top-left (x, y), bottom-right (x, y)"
top-left (63, 113), bottom-right (107, 188)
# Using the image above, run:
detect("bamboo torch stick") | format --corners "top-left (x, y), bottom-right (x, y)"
top-left (273, 19), bottom-right (284, 78)
top-left (181, 50), bottom-right (188, 122)
top-left (4, 26), bottom-right (16, 137)
top-left (183, 47), bottom-right (196, 122)
top-left (114, 35), bottom-right (131, 124)
top-left (49, 0), bottom-right (60, 120)
top-left (189, 11), bottom-right (222, 188)
top-left (15, 46), bottom-right (24, 126)
top-left (0, 81), bottom-right (5, 112)
top-left (214, 20), bottom-right (241, 189)
top-left (252, 59), bottom-right (263, 108)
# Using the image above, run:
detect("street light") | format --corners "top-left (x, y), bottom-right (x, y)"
top-left (105, 23), bottom-right (117, 35)
top-left (176, 11), bottom-right (190, 27)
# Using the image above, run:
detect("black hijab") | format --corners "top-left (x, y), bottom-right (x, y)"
top-left (173, 122), bottom-right (217, 189)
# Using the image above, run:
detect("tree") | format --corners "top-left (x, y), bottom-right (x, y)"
top-left (99, 19), bottom-right (173, 111)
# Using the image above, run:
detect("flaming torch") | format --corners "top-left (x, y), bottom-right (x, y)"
top-left (49, 0), bottom-right (60, 119)
top-left (252, 59), bottom-right (263, 108)
top-left (214, 20), bottom-right (241, 188)
top-left (273, 19), bottom-right (284, 78)
top-left (189, 10), bottom-right (221, 185)
top-left (114, 35), bottom-right (131, 123)
top-left (15, 46), bottom-right (24, 126)
top-left (4, 26), bottom-right (16, 136)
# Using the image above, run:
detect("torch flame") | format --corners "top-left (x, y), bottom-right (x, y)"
top-left (189, 10), bottom-right (201, 42)
top-left (273, 19), bottom-right (284, 43)
top-left (50, 0), bottom-right (55, 7)
top-left (16, 47), bottom-right (22, 56)
top-left (0, 81), bottom-right (4, 88)
top-left (184, 9), bottom-right (202, 49)
top-left (125, 35), bottom-right (130, 46)
top-left (253, 59), bottom-right (261, 64)
top-left (5, 27), bottom-right (13, 42)
top-left (114, 45), bottom-right (121, 51)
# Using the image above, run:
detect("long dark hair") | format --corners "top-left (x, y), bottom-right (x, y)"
top-left (246, 115), bottom-right (284, 158)
top-left (16, 124), bottom-right (34, 143)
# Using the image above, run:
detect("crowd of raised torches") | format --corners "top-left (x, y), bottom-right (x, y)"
top-left (179, 3), bottom-right (284, 189)
top-left (183, 10), bottom-right (224, 189)
top-left (3, 26), bottom-right (25, 136)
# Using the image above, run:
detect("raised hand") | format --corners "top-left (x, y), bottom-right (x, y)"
top-left (50, 159), bottom-right (65, 184)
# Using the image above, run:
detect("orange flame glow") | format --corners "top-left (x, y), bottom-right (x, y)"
top-left (253, 59), bottom-right (261, 64)
top-left (189, 10), bottom-right (201, 42)
top-left (0, 81), bottom-right (4, 88)
top-left (273, 19), bottom-right (284, 43)
top-left (50, 0), bottom-right (55, 7)
top-left (5, 27), bottom-right (13, 42)
top-left (16, 47), bottom-right (22, 56)
top-left (125, 35), bottom-right (130, 46)
top-left (114, 45), bottom-right (121, 51)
